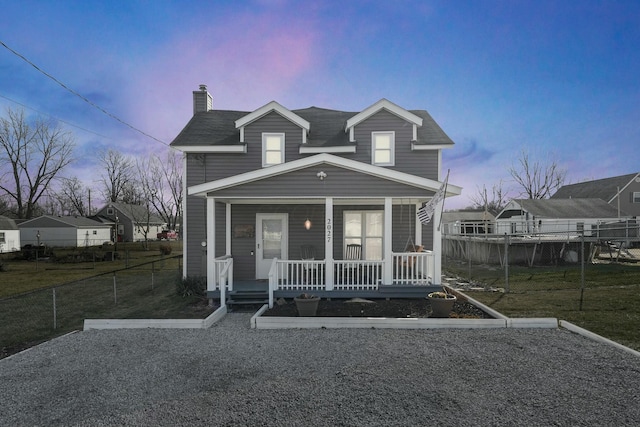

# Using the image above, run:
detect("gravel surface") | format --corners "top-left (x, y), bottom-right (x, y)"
top-left (1, 313), bottom-right (640, 426)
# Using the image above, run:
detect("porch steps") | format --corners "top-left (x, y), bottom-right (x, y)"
top-left (226, 290), bottom-right (269, 307)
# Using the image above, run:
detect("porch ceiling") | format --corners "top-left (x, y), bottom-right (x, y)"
top-left (208, 197), bottom-right (427, 205)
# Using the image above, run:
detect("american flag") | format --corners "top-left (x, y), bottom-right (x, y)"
top-left (417, 173), bottom-right (448, 225)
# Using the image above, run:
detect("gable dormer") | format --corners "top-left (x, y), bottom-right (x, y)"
top-left (345, 99), bottom-right (423, 143)
top-left (235, 101), bottom-right (310, 144)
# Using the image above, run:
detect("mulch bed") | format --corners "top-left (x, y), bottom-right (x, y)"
top-left (262, 297), bottom-right (493, 319)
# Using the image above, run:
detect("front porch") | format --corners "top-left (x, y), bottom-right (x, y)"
top-left (207, 251), bottom-right (440, 307)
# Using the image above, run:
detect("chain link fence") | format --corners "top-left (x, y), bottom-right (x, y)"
top-left (443, 224), bottom-right (640, 295)
top-left (1, 255), bottom-right (182, 357)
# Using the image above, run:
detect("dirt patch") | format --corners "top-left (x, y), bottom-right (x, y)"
top-left (263, 298), bottom-right (492, 318)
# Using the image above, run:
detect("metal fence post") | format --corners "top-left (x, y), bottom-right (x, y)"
top-left (52, 288), bottom-right (57, 330)
top-left (151, 261), bottom-right (155, 290)
top-left (504, 233), bottom-right (510, 293)
top-left (113, 272), bottom-right (117, 305)
top-left (579, 231), bottom-right (585, 311)
top-left (467, 235), bottom-right (472, 281)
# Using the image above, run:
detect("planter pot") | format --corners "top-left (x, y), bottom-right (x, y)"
top-left (427, 293), bottom-right (457, 318)
top-left (294, 296), bottom-right (320, 317)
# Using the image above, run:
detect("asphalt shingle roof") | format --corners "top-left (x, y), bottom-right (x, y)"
top-left (511, 198), bottom-right (626, 219)
top-left (0, 215), bottom-right (18, 230)
top-left (551, 173), bottom-right (639, 203)
top-left (170, 105), bottom-right (455, 148)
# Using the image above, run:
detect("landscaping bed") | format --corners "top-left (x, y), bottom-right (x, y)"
top-left (262, 297), bottom-right (493, 319)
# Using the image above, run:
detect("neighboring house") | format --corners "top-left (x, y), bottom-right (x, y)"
top-left (18, 215), bottom-right (112, 247)
top-left (442, 210), bottom-right (496, 235)
top-left (495, 199), bottom-right (632, 236)
top-left (94, 203), bottom-right (166, 243)
top-left (171, 85), bottom-right (462, 302)
top-left (551, 172), bottom-right (640, 217)
top-left (0, 215), bottom-right (20, 253)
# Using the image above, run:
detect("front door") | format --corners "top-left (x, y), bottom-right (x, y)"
top-left (256, 213), bottom-right (288, 279)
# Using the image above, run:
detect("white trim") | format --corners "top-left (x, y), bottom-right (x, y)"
top-left (206, 198), bottom-right (216, 292)
top-left (182, 154), bottom-right (188, 278)
top-left (239, 127), bottom-right (244, 143)
top-left (262, 133), bottom-right (285, 167)
top-left (301, 129), bottom-right (306, 144)
top-left (349, 127), bottom-right (355, 143)
top-left (412, 124), bottom-right (418, 141)
top-left (173, 145), bottom-right (247, 153)
top-left (188, 153), bottom-right (462, 197)
top-left (411, 143), bottom-right (454, 151)
top-left (226, 203), bottom-right (231, 255)
top-left (299, 145), bottom-right (356, 154)
top-left (383, 198), bottom-right (393, 285)
top-left (325, 197), bottom-right (334, 290)
top-left (608, 172), bottom-right (640, 204)
top-left (235, 101), bottom-right (310, 130)
top-left (345, 99), bottom-right (423, 131)
top-left (372, 131), bottom-right (395, 166)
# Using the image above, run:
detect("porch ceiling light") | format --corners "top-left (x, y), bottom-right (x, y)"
top-left (304, 218), bottom-right (312, 230)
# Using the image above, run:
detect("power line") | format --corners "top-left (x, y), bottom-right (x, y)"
top-left (0, 39), bottom-right (169, 147)
top-left (0, 93), bottom-right (113, 140)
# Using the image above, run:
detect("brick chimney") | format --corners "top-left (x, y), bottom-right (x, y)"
top-left (193, 84), bottom-right (213, 114)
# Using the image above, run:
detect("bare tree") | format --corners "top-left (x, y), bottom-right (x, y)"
top-left (0, 107), bottom-right (75, 219)
top-left (136, 151), bottom-right (182, 230)
top-left (470, 180), bottom-right (508, 213)
top-left (55, 177), bottom-right (89, 216)
top-left (98, 149), bottom-right (134, 203)
top-left (508, 149), bottom-right (566, 199)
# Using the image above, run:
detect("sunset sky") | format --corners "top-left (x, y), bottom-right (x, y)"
top-left (1, 0), bottom-right (639, 209)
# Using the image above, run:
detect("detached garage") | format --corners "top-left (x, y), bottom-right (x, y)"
top-left (19, 215), bottom-right (112, 248)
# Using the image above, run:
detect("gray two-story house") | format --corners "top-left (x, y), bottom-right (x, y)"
top-left (171, 85), bottom-right (461, 305)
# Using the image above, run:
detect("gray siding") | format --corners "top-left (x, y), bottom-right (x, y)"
top-left (352, 110), bottom-right (440, 180)
top-left (621, 180), bottom-right (640, 217)
top-left (208, 164), bottom-right (436, 199)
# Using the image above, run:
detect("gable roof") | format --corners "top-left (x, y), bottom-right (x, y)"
top-left (235, 101), bottom-right (310, 131)
top-left (188, 153), bottom-right (462, 198)
top-left (171, 100), bottom-right (455, 150)
top-left (499, 198), bottom-right (627, 219)
top-left (551, 173), bottom-right (640, 203)
top-left (18, 215), bottom-right (110, 228)
top-left (0, 215), bottom-right (18, 230)
top-left (98, 203), bottom-right (165, 225)
top-left (345, 98), bottom-right (423, 129)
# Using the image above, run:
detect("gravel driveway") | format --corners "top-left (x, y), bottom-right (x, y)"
top-left (1, 312), bottom-right (639, 426)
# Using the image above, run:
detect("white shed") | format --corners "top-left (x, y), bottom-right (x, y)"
top-left (0, 215), bottom-right (21, 253)
top-left (18, 215), bottom-right (112, 247)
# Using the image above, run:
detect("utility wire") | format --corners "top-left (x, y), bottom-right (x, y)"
top-left (0, 39), bottom-right (169, 147)
top-left (0, 93), bottom-right (113, 140)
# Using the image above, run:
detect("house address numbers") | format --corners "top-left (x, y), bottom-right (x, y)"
top-left (326, 218), bottom-right (332, 243)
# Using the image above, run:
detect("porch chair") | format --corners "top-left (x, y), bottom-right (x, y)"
top-left (345, 244), bottom-right (362, 260)
top-left (342, 244), bottom-right (362, 284)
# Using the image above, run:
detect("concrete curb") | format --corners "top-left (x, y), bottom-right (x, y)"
top-left (560, 320), bottom-right (640, 358)
top-left (83, 305), bottom-right (227, 330)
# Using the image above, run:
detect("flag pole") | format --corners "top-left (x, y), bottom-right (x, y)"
top-left (436, 169), bottom-right (450, 232)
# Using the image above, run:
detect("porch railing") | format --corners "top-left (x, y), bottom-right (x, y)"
top-left (210, 255), bottom-right (233, 292)
top-left (392, 250), bottom-right (434, 285)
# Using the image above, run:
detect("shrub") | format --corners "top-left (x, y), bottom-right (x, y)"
top-left (176, 276), bottom-right (206, 297)
top-left (159, 244), bottom-right (172, 255)
top-left (0, 260), bottom-right (7, 272)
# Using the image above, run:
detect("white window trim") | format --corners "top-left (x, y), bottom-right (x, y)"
top-left (262, 133), bottom-right (285, 167)
top-left (633, 192), bottom-right (640, 203)
top-left (371, 131), bottom-right (395, 166)
top-left (344, 210), bottom-right (384, 260)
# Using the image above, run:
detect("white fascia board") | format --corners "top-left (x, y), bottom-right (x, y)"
top-left (188, 153), bottom-right (462, 197)
top-left (299, 146), bottom-right (356, 154)
top-left (173, 145), bottom-right (247, 153)
top-left (411, 143), bottom-right (455, 151)
top-left (235, 101), bottom-right (310, 131)
top-left (345, 99), bottom-right (423, 131)
top-left (608, 172), bottom-right (640, 204)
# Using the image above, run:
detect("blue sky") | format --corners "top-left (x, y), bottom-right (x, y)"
top-left (1, 0), bottom-right (639, 209)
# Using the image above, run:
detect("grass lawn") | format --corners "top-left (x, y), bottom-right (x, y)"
top-left (445, 261), bottom-right (640, 351)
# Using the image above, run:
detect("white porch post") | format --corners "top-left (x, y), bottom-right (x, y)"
top-left (206, 198), bottom-right (216, 293)
top-left (383, 197), bottom-right (393, 285)
top-left (226, 203), bottom-right (231, 255)
top-left (415, 202), bottom-right (423, 246)
top-left (432, 198), bottom-right (443, 285)
top-left (325, 197), bottom-right (334, 290)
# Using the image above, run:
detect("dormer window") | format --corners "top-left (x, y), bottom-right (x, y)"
top-left (372, 131), bottom-right (394, 166)
top-left (263, 133), bottom-right (285, 166)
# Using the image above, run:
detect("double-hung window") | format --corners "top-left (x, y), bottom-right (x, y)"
top-left (344, 210), bottom-right (383, 260)
top-left (262, 133), bottom-right (285, 167)
top-left (0, 232), bottom-right (5, 244)
top-left (633, 192), bottom-right (640, 203)
top-left (372, 131), bottom-right (394, 166)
